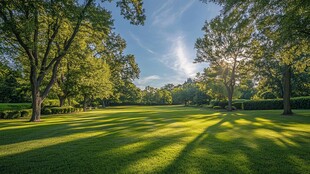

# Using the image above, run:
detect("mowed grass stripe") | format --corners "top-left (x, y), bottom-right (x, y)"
top-left (0, 106), bottom-right (309, 174)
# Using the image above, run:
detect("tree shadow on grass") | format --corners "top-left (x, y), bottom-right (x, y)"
top-left (0, 107), bottom-right (212, 146)
top-left (0, 107), bottom-right (309, 173)
top-left (160, 112), bottom-right (310, 173)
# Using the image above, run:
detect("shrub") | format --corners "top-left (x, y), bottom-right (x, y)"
top-left (243, 99), bottom-right (282, 110)
top-left (291, 97), bottom-right (310, 109)
top-left (260, 91), bottom-right (277, 99)
top-left (232, 102), bottom-right (243, 110)
top-left (225, 105), bottom-right (237, 110)
top-left (0, 103), bottom-right (31, 111)
top-left (210, 100), bottom-right (228, 109)
top-left (42, 108), bottom-right (52, 115)
top-left (20, 109), bottom-right (32, 117)
top-left (0, 111), bottom-right (9, 119)
top-left (42, 99), bottom-right (60, 107)
top-left (213, 106), bottom-right (222, 109)
top-left (50, 106), bottom-right (75, 114)
top-left (7, 111), bottom-right (21, 119)
top-left (242, 97), bottom-right (310, 110)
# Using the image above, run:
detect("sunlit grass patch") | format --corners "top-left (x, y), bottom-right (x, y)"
top-left (0, 106), bottom-right (309, 173)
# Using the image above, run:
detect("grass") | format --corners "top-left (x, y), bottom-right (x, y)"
top-left (0, 106), bottom-right (309, 174)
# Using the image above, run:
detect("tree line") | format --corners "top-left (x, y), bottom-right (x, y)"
top-left (0, 0), bottom-right (309, 122)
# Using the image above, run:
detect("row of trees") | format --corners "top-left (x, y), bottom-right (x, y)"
top-left (0, 0), bottom-right (308, 122)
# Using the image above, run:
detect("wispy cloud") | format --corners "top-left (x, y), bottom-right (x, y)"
top-left (129, 32), bottom-right (156, 54)
top-left (152, 0), bottom-right (195, 28)
top-left (159, 34), bottom-right (202, 78)
top-left (134, 75), bottom-right (161, 89)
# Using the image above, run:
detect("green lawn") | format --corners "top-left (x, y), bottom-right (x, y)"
top-left (0, 106), bottom-right (309, 173)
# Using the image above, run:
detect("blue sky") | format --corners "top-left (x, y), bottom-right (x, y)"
top-left (106, 0), bottom-right (221, 89)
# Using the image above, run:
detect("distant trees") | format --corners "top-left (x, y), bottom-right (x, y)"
top-left (0, 62), bottom-right (30, 103)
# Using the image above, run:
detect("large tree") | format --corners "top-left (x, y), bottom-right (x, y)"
top-left (195, 14), bottom-right (253, 111)
top-left (0, 0), bottom-right (145, 121)
top-left (202, 0), bottom-right (310, 114)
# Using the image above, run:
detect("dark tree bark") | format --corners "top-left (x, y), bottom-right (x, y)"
top-left (227, 88), bottom-right (233, 111)
top-left (83, 96), bottom-right (88, 112)
top-left (282, 64), bottom-right (293, 115)
top-left (102, 100), bottom-right (106, 108)
top-left (30, 88), bottom-right (41, 122)
top-left (59, 95), bottom-right (66, 107)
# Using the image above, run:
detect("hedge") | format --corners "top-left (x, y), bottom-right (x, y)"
top-left (213, 106), bottom-right (222, 109)
top-left (232, 102), bottom-right (243, 110)
top-left (0, 103), bottom-right (31, 111)
top-left (225, 106), bottom-right (237, 110)
top-left (0, 106), bottom-right (82, 119)
top-left (42, 99), bottom-right (60, 107)
top-left (43, 107), bottom-right (82, 115)
top-left (210, 101), bottom-right (228, 109)
top-left (0, 109), bottom-right (32, 119)
top-left (242, 96), bottom-right (310, 110)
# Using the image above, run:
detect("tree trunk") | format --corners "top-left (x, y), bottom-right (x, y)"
top-left (83, 96), bottom-right (87, 112)
top-left (68, 97), bottom-right (71, 106)
top-left (102, 100), bottom-right (106, 108)
top-left (30, 89), bottom-right (41, 122)
top-left (59, 96), bottom-right (66, 107)
top-left (282, 65), bottom-right (293, 115)
top-left (227, 93), bottom-right (233, 111)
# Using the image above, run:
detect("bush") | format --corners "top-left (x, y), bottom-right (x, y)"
top-left (242, 96), bottom-right (310, 110)
top-left (213, 106), bottom-right (222, 109)
top-left (0, 111), bottom-right (9, 119)
top-left (50, 106), bottom-right (75, 114)
top-left (0, 103), bottom-right (31, 111)
top-left (42, 108), bottom-right (52, 115)
top-left (20, 109), bottom-right (32, 117)
top-left (291, 97), bottom-right (310, 109)
top-left (7, 111), bottom-right (21, 119)
top-left (42, 99), bottom-right (60, 107)
top-left (210, 100), bottom-right (228, 109)
top-left (232, 102), bottom-right (243, 110)
top-left (225, 105), bottom-right (237, 110)
top-left (243, 99), bottom-right (283, 110)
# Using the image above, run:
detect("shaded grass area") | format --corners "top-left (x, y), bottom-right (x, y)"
top-left (0, 106), bottom-right (309, 173)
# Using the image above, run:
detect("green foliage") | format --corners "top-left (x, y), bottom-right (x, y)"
top-left (291, 97), bottom-right (310, 109)
top-left (232, 102), bottom-right (243, 110)
top-left (42, 108), bottom-right (52, 115)
top-left (0, 62), bottom-right (31, 103)
top-left (0, 103), bottom-right (31, 111)
top-left (42, 99), bottom-right (60, 107)
top-left (49, 107), bottom-right (81, 115)
top-left (7, 111), bottom-right (21, 119)
top-left (243, 97), bottom-right (310, 110)
top-left (260, 91), bottom-right (277, 99)
top-left (212, 106), bottom-right (222, 109)
top-left (0, 111), bottom-right (9, 119)
top-left (0, 109), bottom-right (31, 119)
top-left (210, 100), bottom-right (228, 109)
top-left (225, 105), bottom-right (236, 110)
top-left (20, 109), bottom-right (32, 117)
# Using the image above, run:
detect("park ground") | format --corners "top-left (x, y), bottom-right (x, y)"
top-left (0, 106), bottom-right (309, 173)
